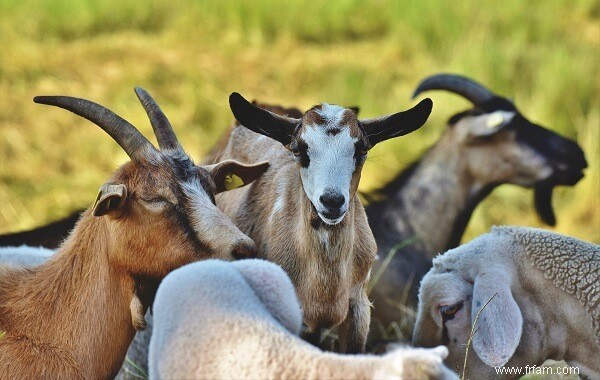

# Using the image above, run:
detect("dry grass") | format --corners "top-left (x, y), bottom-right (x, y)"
top-left (0, 0), bottom-right (598, 244)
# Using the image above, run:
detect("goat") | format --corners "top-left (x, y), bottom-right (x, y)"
top-left (366, 74), bottom-right (587, 341)
top-left (413, 226), bottom-right (599, 379)
top-left (0, 102), bottom-right (306, 250)
top-left (0, 88), bottom-right (268, 379)
top-left (215, 93), bottom-right (433, 353)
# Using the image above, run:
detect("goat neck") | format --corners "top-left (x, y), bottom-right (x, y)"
top-left (0, 212), bottom-right (136, 379)
top-left (373, 131), bottom-right (493, 257)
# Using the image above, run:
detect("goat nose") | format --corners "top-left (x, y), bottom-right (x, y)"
top-left (231, 241), bottom-right (257, 260)
top-left (319, 193), bottom-right (345, 209)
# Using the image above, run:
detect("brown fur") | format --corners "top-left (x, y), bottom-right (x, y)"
top-left (0, 96), bottom-right (266, 378)
top-left (213, 117), bottom-right (377, 353)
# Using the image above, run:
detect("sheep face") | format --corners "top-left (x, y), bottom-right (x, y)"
top-left (413, 234), bottom-right (527, 377)
top-left (35, 89), bottom-right (269, 280)
top-left (229, 92), bottom-right (432, 225)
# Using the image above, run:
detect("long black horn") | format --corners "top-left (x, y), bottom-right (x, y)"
top-left (413, 74), bottom-right (495, 106)
top-left (134, 87), bottom-right (181, 150)
top-left (34, 95), bottom-right (154, 159)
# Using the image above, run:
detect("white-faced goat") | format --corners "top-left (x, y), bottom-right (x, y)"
top-left (413, 226), bottom-right (599, 379)
top-left (0, 89), bottom-right (268, 378)
top-left (366, 74), bottom-right (587, 341)
top-left (215, 93), bottom-right (433, 353)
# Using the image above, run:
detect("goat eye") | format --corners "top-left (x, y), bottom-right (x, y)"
top-left (291, 148), bottom-right (301, 157)
top-left (139, 197), bottom-right (172, 210)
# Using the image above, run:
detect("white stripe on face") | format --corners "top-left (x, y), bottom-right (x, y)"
top-left (299, 105), bottom-right (359, 225)
top-left (181, 181), bottom-right (245, 254)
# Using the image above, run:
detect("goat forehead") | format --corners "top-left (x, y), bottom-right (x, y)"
top-left (181, 180), bottom-right (216, 212)
top-left (304, 104), bottom-right (360, 136)
top-left (301, 125), bottom-right (358, 155)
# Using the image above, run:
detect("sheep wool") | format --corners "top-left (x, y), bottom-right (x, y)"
top-left (148, 259), bottom-right (457, 380)
top-left (495, 226), bottom-right (600, 345)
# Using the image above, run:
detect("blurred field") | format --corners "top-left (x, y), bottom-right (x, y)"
top-left (0, 0), bottom-right (598, 243)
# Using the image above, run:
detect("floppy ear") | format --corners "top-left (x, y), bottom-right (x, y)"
top-left (348, 106), bottom-right (360, 115)
top-left (204, 160), bottom-right (270, 193)
top-left (466, 111), bottom-right (516, 140)
top-left (229, 92), bottom-right (299, 146)
top-left (361, 98), bottom-right (432, 146)
top-left (92, 183), bottom-right (127, 217)
top-left (471, 270), bottom-right (523, 368)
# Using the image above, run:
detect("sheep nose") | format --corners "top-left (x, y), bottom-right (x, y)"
top-left (319, 192), bottom-right (345, 210)
top-left (231, 241), bottom-right (257, 260)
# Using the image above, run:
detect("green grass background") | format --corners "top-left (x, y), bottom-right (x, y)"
top-left (0, 0), bottom-right (598, 243)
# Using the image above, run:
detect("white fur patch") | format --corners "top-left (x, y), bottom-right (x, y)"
top-left (181, 181), bottom-right (241, 251)
top-left (317, 229), bottom-right (329, 251)
top-left (269, 176), bottom-right (287, 224)
top-left (300, 123), bottom-right (357, 224)
top-left (315, 104), bottom-right (346, 127)
top-left (0, 245), bottom-right (54, 267)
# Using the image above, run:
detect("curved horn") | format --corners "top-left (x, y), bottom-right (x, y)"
top-left (413, 74), bottom-right (495, 105)
top-left (34, 96), bottom-right (155, 159)
top-left (134, 87), bottom-right (181, 150)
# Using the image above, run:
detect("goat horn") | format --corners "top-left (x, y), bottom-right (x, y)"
top-left (412, 74), bottom-right (495, 105)
top-left (34, 95), bottom-right (155, 159)
top-left (134, 87), bottom-right (181, 151)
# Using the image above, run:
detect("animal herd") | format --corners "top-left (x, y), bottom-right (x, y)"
top-left (0, 73), bottom-right (597, 380)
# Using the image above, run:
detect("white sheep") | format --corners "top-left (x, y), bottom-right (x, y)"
top-left (413, 226), bottom-right (599, 379)
top-left (0, 245), bottom-right (53, 267)
top-left (149, 259), bottom-right (457, 379)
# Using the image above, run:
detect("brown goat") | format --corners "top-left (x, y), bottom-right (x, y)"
top-left (0, 88), bottom-right (268, 379)
top-left (215, 93), bottom-right (432, 353)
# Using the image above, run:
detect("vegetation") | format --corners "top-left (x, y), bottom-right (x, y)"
top-left (0, 0), bottom-right (598, 243)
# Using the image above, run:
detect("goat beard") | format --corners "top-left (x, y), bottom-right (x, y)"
top-left (534, 181), bottom-right (556, 226)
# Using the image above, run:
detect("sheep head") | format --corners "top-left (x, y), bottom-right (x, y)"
top-left (413, 73), bottom-right (587, 226)
top-left (229, 92), bottom-right (432, 226)
top-left (34, 89), bottom-right (269, 279)
top-left (412, 232), bottom-right (524, 377)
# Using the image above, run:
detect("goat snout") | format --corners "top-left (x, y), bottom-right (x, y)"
top-left (231, 240), bottom-right (257, 260)
top-left (319, 192), bottom-right (345, 212)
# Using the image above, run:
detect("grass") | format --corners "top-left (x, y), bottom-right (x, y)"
top-left (461, 293), bottom-right (498, 380)
top-left (0, 0), bottom-right (598, 244)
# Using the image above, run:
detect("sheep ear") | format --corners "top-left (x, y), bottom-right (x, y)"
top-left (229, 92), bottom-right (299, 146)
top-left (466, 111), bottom-right (516, 139)
top-left (203, 160), bottom-right (270, 194)
top-left (92, 184), bottom-right (127, 217)
top-left (361, 98), bottom-right (432, 146)
top-left (471, 271), bottom-right (523, 367)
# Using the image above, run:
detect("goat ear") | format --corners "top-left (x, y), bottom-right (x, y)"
top-left (229, 92), bottom-right (299, 146)
top-left (362, 98), bottom-right (432, 146)
top-left (471, 270), bottom-right (523, 368)
top-left (204, 160), bottom-right (270, 193)
top-left (466, 111), bottom-right (516, 139)
top-left (92, 184), bottom-right (127, 217)
top-left (348, 106), bottom-right (360, 115)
